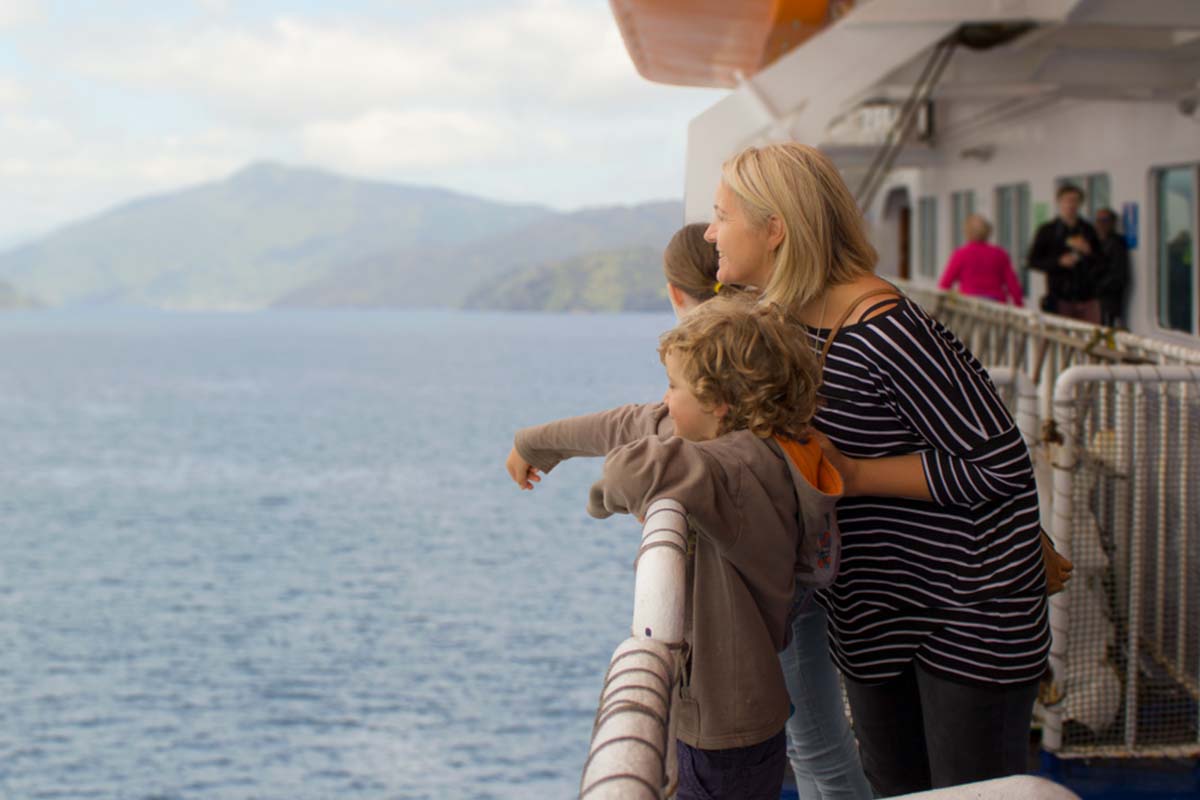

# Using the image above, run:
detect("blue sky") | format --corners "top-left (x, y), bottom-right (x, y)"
top-left (0, 0), bottom-right (725, 245)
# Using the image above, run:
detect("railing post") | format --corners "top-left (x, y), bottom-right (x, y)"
top-left (1125, 382), bottom-right (1147, 749)
top-left (580, 499), bottom-right (688, 800)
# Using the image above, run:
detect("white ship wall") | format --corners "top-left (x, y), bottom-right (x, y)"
top-left (870, 98), bottom-right (1200, 346)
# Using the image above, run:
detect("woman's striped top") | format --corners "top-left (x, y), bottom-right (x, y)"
top-left (811, 296), bottom-right (1049, 687)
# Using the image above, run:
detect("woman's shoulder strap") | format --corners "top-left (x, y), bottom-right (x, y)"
top-left (820, 286), bottom-right (904, 365)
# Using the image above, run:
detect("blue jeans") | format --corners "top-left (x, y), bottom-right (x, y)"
top-left (778, 592), bottom-right (873, 800)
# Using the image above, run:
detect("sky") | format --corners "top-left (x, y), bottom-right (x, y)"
top-left (0, 0), bottom-right (726, 246)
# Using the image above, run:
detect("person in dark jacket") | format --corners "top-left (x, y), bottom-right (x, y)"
top-left (1027, 184), bottom-right (1102, 323)
top-left (1094, 207), bottom-right (1131, 328)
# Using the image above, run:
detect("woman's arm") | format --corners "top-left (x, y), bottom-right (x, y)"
top-left (937, 249), bottom-right (963, 291)
top-left (813, 436), bottom-right (931, 500)
top-left (831, 308), bottom-right (1035, 505)
top-left (1001, 251), bottom-right (1024, 307)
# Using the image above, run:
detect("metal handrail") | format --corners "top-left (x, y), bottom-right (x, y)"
top-left (579, 499), bottom-right (688, 799)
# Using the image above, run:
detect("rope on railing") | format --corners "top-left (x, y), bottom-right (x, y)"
top-left (579, 499), bottom-right (689, 800)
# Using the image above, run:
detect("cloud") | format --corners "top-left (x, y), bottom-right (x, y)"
top-left (301, 109), bottom-right (520, 170)
top-left (0, 0), bottom-right (725, 239)
top-left (0, 0), bottom-right (40, 29)
top-left (0, 77), bottom-right (30, 107)
top-left (0, 115), bottom-right (246, 239)
top-left (72, 0), bottom-right (703, 125)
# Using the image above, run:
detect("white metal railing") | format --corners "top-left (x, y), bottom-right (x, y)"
top-left (895, 775), bottom-right (1080, 800)
top-left (579, 499), bottom-right (688, 799)
top-left (904, 283), bottom-right (1200, 760)
top-left (1042, 365), bottom-right (1200, 758)
top-left (899, 283), bottom-right (1200, 423)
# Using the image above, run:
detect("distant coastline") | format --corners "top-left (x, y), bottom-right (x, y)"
top-left (0, 161), bottom-right (682, 315)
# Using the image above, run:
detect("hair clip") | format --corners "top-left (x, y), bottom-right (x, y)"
top-left (713, 281), bottom-right (723, 294)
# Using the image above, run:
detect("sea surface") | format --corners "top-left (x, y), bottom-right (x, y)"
top-left (0, 310), bottom-right (676, 800)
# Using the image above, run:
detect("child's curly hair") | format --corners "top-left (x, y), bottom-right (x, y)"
top-left (658, 295), bottom-right (819, 440)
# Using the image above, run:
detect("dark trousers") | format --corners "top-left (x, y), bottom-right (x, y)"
top-left (844, 661), bottom-right (1038, 797)
top-left (1055, 298), bottom-right (1101, 324)
top-left (676, 728), bottom-right (787, 800)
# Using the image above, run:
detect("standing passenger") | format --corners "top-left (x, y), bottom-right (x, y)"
top-left (662, 223), bottom-right (872, 800)
top-left (1093, 207), bottom-right (1131, 328)
top-left (506, 297), bottom-right (837, 800)
top-left (938, 214), bottom-right (1024, 306)
top-left (1027, 184), bottom-right (1102, 322)
top-left (704, 142), bottom-right (1049, 796)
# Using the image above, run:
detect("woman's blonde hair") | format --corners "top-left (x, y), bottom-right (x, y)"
top-left (964, 213), bottom-right (992, 243)
top-left (721, 142), bottom-right (877, 311)
top-left (663, 223), bottom-right (721, 301)
top-left (658, 295), bottom-right (818, 440)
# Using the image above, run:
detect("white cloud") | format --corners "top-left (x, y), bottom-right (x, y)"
top-left (0, 0), bottom-right (726, 240)
top-left (301, 109), bottom-right (518, 170)
top-left (72, 0), bottom-right (702, 125)
top-left (0, 0), bottom-right (40, 29)
top-left (0, 115), bottom-right (246, 239)
top-left (0, 77), bottom-right (30, 107)
top-left (194, 0), bottom-right (231, 13)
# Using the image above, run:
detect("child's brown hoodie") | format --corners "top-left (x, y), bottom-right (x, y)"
top-left (514, 402), bottom-right (843, 751)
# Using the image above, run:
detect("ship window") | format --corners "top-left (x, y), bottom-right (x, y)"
top-left (1155, 165), bottom-right (1197, 334)
top-left (995, 183), bottom-right (1031, 289)
top-left (1056, 172), bottom-right (1111, 219)
top-left (950, 190), bottom-right (976, 250)
top-left (918, 196), bottom-right (938, 278)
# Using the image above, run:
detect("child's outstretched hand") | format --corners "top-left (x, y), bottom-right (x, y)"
top-left (506, 447), bottom-right (543, 490)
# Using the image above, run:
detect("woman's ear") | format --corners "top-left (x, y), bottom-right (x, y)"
top-left (765, 214), bottom-right (785, 251)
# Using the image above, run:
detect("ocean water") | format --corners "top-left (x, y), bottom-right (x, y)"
top-left (0, 310), bottom-right (676, 800)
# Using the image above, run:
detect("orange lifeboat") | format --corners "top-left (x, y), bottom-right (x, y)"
top-left (610, 0), bottom-right (856, 88)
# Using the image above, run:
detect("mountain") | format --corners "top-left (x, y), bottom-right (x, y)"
top-left (462, 247), bottom-right (670, 312)
top-left (0, 162), bottom-right (551, 309)
top-left (0, 279), bottom-right (40, 309)
top-left (274, 200), bottom-right (683, 309)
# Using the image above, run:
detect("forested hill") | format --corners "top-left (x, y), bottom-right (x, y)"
top-left (276, 201), bottom-right (681, 310)
top-left (0, 162), bottom-right (682, 311)
top-left (462, 247), bottom-right (669, 312)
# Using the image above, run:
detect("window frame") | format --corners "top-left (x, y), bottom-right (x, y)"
top-left (1152, 163), bottom-right (1200, 336)
top-left (917, 195), bottom-right (939, 279)
top-left (994, 182), bottom-right (1032, 290)
top-left (950, 190), bottom-right (976, 251)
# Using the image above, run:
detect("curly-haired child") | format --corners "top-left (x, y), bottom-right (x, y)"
top-left (504, 296), bottom-right (843, 799)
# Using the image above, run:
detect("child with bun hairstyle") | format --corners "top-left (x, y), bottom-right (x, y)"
top-left (662, 222), bottom-right (729, 314)
top-left (505, 295), bottom-right (841, 799)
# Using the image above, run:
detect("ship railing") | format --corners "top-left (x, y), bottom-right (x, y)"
top-left (899, 283), bottom-right (1200, 760)
top-left (1041, 365), bottom-right (1200, 759)
top-left (894, 775), bottom-right (1079, 799)
top-left (897, 282), bottom-right (1200, 422)
top-left (579, 498), bottom-right (688, 799)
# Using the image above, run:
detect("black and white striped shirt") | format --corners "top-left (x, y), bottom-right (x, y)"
top-left (811, 297), bottom-right (1049, 687)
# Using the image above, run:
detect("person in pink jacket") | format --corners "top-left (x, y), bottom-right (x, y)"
top-left (938, 214), bottom-right (1024, 306)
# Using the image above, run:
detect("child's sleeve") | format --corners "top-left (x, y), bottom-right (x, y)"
top-left (586, 436), bottom-right (744, 551)
top-left (514, 403), bottom-right (674, 473)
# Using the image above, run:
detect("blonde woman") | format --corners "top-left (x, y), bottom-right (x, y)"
top-left (704, 143), bottom-right (1049, 796)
